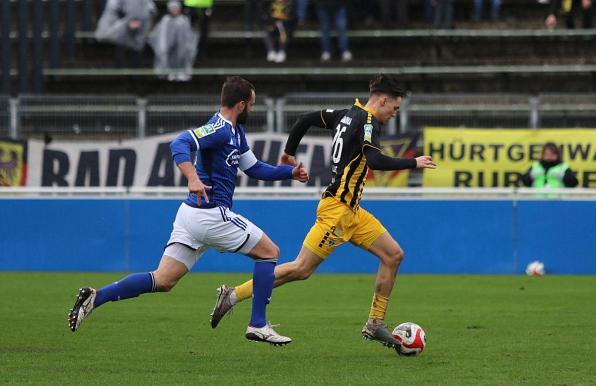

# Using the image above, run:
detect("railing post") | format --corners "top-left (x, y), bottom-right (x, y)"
top-left (32, 0), bottom-right (44, 93)
top-left (529, 96), bottom-right (540, 129)
top-left (49, 0), bottom-right (62, 69)
top-left (399, 95), bottom-right (410, 133)
top-left (18, 0), bottom-right (29, 93)
top-left (65, 0), bottom-right (76, 59)
top-left (275, 98), bottom-right (286, 133)
top-left (387, 117), bottom-right (397, 135)
top-left (9, 97), bottom-right (19, 139)
top-left (137, 98), bottom-right (147, 138)
top-left (82, 0), bottom-right (94, 34)
top-left (1, 0), bottom-right (11, 95)
top-left (265, 97), bottom-right (275, 133)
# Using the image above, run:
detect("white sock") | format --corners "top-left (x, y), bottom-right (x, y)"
top-left (230, 290), bottom-right (238, 305)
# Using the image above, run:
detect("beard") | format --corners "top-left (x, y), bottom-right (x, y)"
top-left (237, 105), bottom-right (249, 125)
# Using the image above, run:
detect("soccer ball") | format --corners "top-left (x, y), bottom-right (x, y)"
top-left (525, 261), bottom-right (545, 276)
top-left (392, 322), bottom-right (427, 356)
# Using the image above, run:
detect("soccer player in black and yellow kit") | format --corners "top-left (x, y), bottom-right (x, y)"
top-left (211, 74), bottom-right (436, 350)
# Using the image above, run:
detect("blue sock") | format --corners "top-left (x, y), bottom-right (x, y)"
top-left (250, 260), bottom-right (276, 328)
top-left (93, 272), bottom-right (156, 308)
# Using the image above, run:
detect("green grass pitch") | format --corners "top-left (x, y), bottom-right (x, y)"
top-left (1, 273), bottom-right (595, 385)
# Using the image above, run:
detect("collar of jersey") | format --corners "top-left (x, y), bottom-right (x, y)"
top-left (217, 112), bottom-right (235, 134)
top-left (354, 99), bottom-right (377, 118)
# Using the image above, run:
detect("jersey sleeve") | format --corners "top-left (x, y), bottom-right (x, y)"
top-left (189, 124), bottom-right (229, 151)
top-left (170, 130), bottom-right (198, 164)
top-left (361, 119), bottom-right (382, 151)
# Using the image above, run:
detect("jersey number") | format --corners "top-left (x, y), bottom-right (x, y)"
top-left (332, 124), bottom-right (347, 163)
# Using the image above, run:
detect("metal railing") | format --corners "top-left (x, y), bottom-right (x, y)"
top-left (0, 187), bottom-right (594, 200)
top-left (2, 93), bottom-right (596, 139)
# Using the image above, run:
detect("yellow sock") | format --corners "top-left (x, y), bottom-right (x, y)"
top-left (234, 279), bottom-right (254, 302)
top-left (368, 293), bottom-right (389, 320)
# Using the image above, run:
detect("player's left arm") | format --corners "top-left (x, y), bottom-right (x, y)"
top-left (362, 121), bottom-right (436, 171)
top-left (364, 146), bottom-right (435, 171)
top-left (238, 130), bottom-right (309, 182)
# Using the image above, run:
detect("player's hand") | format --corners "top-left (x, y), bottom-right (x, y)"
top-left (545, 14), bottom-right (557, 28)
top-left (188, 177), bottom-right (211, 203)
top-left (583, 0), bottom-right (591, 9)
top-left (292, 162), bottom-right (309, 183)
top-left (415, 155), bottom-right (437, 169)
top-left (280, 152), bottom-right (297, 166)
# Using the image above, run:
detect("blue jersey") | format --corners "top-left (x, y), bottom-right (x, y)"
top-left (170, 112), bottom-right (294, 209)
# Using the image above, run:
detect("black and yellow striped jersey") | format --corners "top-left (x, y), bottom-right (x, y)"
top-left (319, 99), bottom-right (382, 211)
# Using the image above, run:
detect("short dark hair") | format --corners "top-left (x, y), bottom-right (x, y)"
top-left (221, 76), bottom-right (255, 108)
top-left (369, 74), bottom-right (405, 98)
top-left (542, 142), bottom-right (561, 159)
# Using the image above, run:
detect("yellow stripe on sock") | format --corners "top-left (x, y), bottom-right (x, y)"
top-left (368, 292), bottom-right (389, 320)
top-left (234, 280), bottom-right (253, 302)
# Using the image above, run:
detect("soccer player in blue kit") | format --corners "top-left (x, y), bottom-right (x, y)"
top-left (68, 76), bottom-right (309, 345)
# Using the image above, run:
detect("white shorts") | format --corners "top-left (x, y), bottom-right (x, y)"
top-left (164, 203), bottom-right (264, 270)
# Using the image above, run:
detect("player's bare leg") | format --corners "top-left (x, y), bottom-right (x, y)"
top-left (361, 232), bottom-right (404, 350)
top-left (211, 246), bottom-right (322, 328)
top-left (240, 233), bottom-right (292, 345)
top-left (272, 247), bottom-right (323, 286)
top-left (152, 255), bottom-right (188, 292)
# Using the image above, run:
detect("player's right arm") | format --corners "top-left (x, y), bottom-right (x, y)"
top-left (282, 109), bottom-right (341, 165)
top-left (169, 130), bottom-right (211, 203)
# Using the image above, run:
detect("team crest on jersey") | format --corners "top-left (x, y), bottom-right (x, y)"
top-left (364, 124), bottom-right (373, 142)
top-left (194, 124), bottom-right (216, 138)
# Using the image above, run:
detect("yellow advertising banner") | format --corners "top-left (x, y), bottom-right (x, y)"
top-left (423, 128), bottom-right (596, 188)
top-left (0, 139), bottom-right (27, 186)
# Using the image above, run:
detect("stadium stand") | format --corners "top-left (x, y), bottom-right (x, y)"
top-left (1, 0), bottom-right (596, 95)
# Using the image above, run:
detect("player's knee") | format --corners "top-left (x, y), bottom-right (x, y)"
top-left (262, 242), bottom-right (280, 260)
top-left (386, 246), bottom-right (404, 268)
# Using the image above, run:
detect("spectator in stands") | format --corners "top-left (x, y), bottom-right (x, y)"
top-left (316, 0), bottom-right (353, 63)
top-left (296, 0), bottom-right (310, 26)
top-left (264, 0), bottom-right (294, 63)
top-left (473, 0), bottom-right (501, 21)
top-left (149, 0), bottom-right (197, 81)
top-left (184, 0), bottom-right (213, 60)
top-left (433, 0), bottom-right (454, 29)
top-left (522, 142), bottom-right (579, 188)
top-left (545, 0), bottom-right (593, 29)
top-left (95, 0), bottom-right (156, 68)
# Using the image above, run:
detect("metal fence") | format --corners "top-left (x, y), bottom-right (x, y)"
top-left (1, 93), bottom-right (596, 139)
top-left (0, 96), bottom-right (9, 137)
